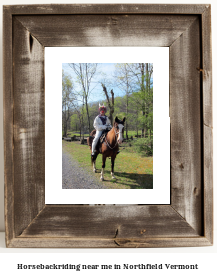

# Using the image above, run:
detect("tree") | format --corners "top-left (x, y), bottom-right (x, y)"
top-left (70, 114), bottom-right (79, 132)
top-left (62, 70), bottom-right (74, 137)
top-left (68, 63), bottom-right (98, 135)
top-left (101, 84), bottom-right (115, 125)
top-left (114, 63), bottom-right (134, 139)
top-left (126, 63), bottom-right (153, 137)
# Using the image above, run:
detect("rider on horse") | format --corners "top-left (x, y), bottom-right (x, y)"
top-left (91, 103), bottom-right (112, 157)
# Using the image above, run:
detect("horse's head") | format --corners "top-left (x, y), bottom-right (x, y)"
top-left (114, 116), bottom-right (126, 144)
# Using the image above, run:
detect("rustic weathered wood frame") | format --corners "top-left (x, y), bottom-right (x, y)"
top-left (3, 4), bottom-right (213, 248)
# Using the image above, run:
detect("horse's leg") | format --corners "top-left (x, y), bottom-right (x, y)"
top-left (93, 159), bottom-right (96, 173)
top-left (100, 154), bottom-right (106, 181)
top-left (111, 155), bottom-right (116, 179)
top-left (91, 152), bottom-right (98, 173)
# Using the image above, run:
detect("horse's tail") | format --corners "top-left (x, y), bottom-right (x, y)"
top-left (87, 136), bottom-right (94, 150)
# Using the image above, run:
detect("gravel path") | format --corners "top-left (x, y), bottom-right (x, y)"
top-left (62, 149), bottom-right (108, 189)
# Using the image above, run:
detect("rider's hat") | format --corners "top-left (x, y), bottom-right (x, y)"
top-left (99, 103), bottom-right (107, 113)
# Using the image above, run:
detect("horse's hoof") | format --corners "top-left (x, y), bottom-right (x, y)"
top-left (112, 176), bottom-right (116, 179)
top-left (100, 177), bottom-right (104, 181)
top-left (93, 169), bottom-right (96, 173)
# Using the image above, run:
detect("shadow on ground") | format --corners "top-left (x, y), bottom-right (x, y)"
top-left (102, 171), bottom-right (153, 189)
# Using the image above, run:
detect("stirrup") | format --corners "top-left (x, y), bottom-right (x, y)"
top-left (117, 151), bottom-right (120, 154)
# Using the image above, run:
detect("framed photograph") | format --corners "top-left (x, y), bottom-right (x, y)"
top-left (45, 47), bottom-right (170, 204)
top-left (4, 4), bottom-right (213, 248)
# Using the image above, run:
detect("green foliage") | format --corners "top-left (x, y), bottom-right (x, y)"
top-left (70, 114), bottom-right (78, 130)
top-left (114, 97), bottom-right (122, 115)
top-left (125, 130), bottom-right (141, 137)
top-left (131, 137), bottom-right (153, 157)
top-left (62, 70), bottom-right (74, 136)
top-left (115, 111), bottom-right (126, 121)
top-left (62, 70), bottom-right (73, 101)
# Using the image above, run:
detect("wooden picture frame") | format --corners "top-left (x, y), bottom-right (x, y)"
top-left (3, 4), bottom-right (213, 248)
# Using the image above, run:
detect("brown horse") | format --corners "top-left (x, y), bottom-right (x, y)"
top-left (87, 116), bottom-right (125, 181)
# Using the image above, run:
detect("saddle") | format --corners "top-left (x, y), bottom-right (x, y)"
top-left (99, 129), bottom-right (109, 143)
top-left (87, 129), bottom-right (110, 150)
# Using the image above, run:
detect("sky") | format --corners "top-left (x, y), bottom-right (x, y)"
top-left (62, 63), bottom-right (127, 104)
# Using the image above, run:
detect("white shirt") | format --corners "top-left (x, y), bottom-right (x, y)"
top-left (93, 115), bottom-right (112, 131)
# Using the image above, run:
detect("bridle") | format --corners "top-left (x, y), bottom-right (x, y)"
top-left (104, 125), bottom-right (123, 150)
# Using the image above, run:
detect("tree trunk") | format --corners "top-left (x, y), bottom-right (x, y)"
top-left (141, 63), bottom-right (145, 137)
top-left (63, 104), bottom-right (67, 137)
top-left (102, 84), bottom-right (114, 125)
top-left (63, 124), bottom-right (67, 137)
top-left (126, 82), bottom-right (129, 139)
top-left (79, 116), bottom-right (82, 141)
top-left (144, 63), bottom-right (149, 138)
top-left (85, 96), bottom-right (91, 135)
top-left (80, 101), bottom-right (84, 144)
top-left (142, 110), bottom-right (145, 138)
top-left (110, 111), bottom-right (113, 126)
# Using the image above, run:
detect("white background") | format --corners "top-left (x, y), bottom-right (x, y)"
top-left (0, 0), bottom-right (216, 277)
top-left (45, 47), bottom-right (170, 204)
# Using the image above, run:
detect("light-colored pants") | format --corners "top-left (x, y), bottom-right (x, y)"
top-left (92, 130), bottom-right (103, 152)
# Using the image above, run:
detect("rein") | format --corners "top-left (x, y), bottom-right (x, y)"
top-left (104, 127), bottom-right (121, 150)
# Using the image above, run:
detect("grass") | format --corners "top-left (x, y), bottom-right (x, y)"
top-left (125, 130), bottom-right (141, 137)
top-left (62, 140), bottom-right (153, 189)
